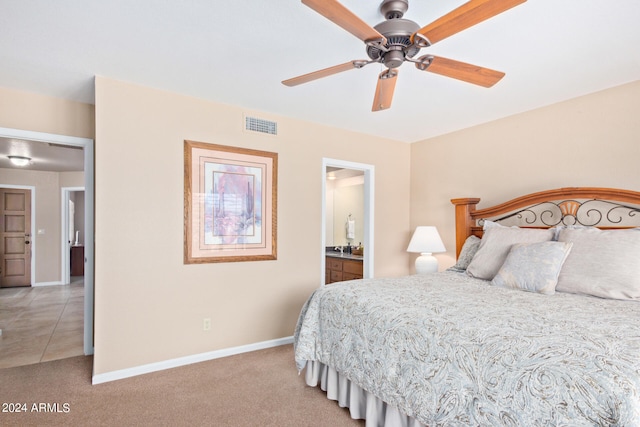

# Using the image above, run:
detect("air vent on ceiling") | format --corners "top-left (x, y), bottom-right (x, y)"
top-left (245, 116), bottom-right (277, 136)
top-left (49, 143), bottom-right (83, 150)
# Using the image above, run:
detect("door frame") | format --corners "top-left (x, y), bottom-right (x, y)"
top-left (0, 185), bottom-right (36, 286)
top-left (321, 158), bottom-right (375, 285)
top-left (61, 187), bottom-right (84, 285)
top-left (0, 127), bottom-right (94, 356)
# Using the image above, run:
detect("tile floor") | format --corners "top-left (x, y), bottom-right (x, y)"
top-left (0, 278), bottom-right (84, 369)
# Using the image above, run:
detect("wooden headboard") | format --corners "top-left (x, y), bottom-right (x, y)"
top-left (451, 187), bottom-right (640, 258)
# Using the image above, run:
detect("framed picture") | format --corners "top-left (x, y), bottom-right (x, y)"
top-left (184, 140), bottom-right (277, 263)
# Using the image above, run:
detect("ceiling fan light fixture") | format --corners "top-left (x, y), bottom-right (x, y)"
top-left (8, 155), bottom-right (31, 166)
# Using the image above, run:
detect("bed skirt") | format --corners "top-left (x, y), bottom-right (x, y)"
top-left (303, 360), bottom-right (425, 427)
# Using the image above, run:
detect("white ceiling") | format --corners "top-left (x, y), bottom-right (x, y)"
top-left (0, 137), bottom-right (84, 172)
top-left (1, 0), bottom-right (639, 143)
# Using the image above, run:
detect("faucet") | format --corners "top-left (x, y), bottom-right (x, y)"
top-left (335, 246), bottom-right (343, 254)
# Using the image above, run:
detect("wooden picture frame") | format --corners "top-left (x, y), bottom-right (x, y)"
top-left (184, 140), bottom-right (277, 263)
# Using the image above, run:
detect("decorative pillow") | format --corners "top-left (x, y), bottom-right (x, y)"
top-left (482, 219), bottom-right (504, 229)
top-left (466, 227), bottom-right (555, 280)
top-left (447, 235), bottom-right (481, 272)
top-left (491, 241), bottom-right (573, 295)
top-left (556, 227), bottom-right (640, 301)
top-left (550, 225), bottom-right (595, 241)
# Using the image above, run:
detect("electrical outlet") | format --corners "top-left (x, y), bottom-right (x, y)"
top-left (203, 318), bottom-right (211, 331)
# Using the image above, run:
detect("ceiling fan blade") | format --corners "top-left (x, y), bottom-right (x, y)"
top-left (416, 55), bottom-right (505, 87)
top-left (372, 69), bottom-right (398, 112)
top-left (282, 61), bottom-right (364, 87)
top-left (413, 0), bottom-right (526, 46)
top-left (302, 0), bottom-right (386, 45)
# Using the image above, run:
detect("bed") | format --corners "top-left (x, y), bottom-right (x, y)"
top-left (294, 187), bottom-right (640, 426)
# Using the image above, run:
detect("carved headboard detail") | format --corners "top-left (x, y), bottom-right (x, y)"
top-left (451, 187), bottom-right (640, 258)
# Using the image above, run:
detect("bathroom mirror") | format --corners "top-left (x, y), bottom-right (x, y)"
top-left (325, 167), bottom-right (364, 248)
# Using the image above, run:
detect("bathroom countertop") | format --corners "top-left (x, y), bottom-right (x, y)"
top-left (325, 252), bottom-right (364, 261)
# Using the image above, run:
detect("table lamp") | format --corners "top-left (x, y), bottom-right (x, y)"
top-left (406, 226), bottom-right (445, 274)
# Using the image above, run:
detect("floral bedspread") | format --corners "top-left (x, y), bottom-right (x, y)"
top-left (293, 272), bottom-right (640, 426)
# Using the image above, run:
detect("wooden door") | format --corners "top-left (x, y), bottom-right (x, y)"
top-left (0, 188), bottom-right (32, 287)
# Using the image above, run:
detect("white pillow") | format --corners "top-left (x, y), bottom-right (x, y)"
top-left (556, 227), bottom-right (640, 301)
top-left (482, 219), bottom-right (504, 229)
top-left (466, 225), bottom-right (555, 280)
top-left (550, 225), bottom-right (596, 241)
top-left (491, 241), bottom-right (573, 295)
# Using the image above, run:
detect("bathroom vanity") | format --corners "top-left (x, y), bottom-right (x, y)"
top-left (325, 251), bottom-right (363, 284)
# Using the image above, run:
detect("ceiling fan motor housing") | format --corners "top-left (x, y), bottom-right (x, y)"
top-left (367, 18), bottom-right (420, 67)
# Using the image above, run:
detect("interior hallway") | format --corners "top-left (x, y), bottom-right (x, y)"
top-left (0, 278), bottom-right (84, 369)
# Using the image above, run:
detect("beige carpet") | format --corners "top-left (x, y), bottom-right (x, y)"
top-left (0, 344), bottom-right (364, 426)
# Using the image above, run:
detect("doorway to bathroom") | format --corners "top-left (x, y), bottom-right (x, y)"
top-left (321, 158), bottom-right (374, 285)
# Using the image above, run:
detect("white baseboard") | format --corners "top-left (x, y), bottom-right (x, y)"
top-left (91, 336), bottom-right (294, 385)
top-left (33, 281), bottom-right (64, 287)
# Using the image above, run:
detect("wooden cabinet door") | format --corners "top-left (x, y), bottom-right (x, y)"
top-left (0, 188), bottom-right (32, 287)
top-left (343, 260), bottom-right (363, 276)
top-left (326, 257), bottom-right (363, 284)
top-left (330, 270), bottom-right (343, 283)
top-left (70, 246), bottom-right (85, 276)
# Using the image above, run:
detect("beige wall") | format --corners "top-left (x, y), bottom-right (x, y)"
top-left (0, 86), bottom-right (94, 139)
top-left (0, 87), bottom-right (93, 284)
top-left (410, 80), bottom-right (640, 270)
top-left (93, 76), bottom-right (411, 375)
top-left (59, 171), bottom-right (85, 187)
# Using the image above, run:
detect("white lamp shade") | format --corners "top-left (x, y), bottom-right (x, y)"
top-left (407, 226), bottom-right (445, 274)
top-left (406, 226), bottom-right (445, 254)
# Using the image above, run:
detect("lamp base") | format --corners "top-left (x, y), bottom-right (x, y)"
top-left (415, 253), bottom-right (438, 274)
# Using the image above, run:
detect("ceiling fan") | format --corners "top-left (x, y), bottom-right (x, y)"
top-left (282, 0), bottom-right (527, 111)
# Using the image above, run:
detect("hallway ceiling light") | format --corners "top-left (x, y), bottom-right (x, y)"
top-left (8, 155), bottom-right (31, 166)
